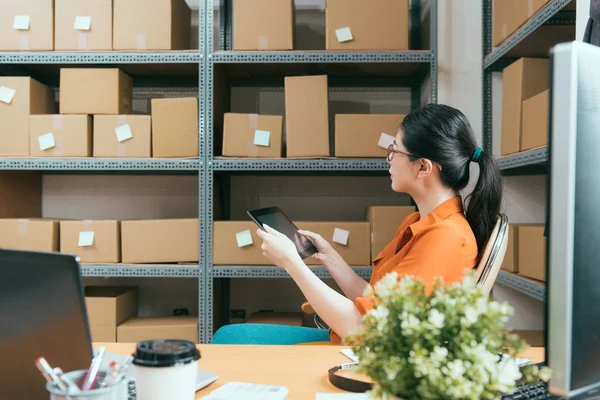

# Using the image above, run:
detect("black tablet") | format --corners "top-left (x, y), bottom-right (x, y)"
top-left (247, 206), bottom-right (318, 260)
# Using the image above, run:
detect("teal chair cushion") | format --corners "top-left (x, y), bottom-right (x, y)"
top-left (211, 323), bottom-right (331, 345)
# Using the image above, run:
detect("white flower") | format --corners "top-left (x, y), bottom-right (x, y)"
top-left (401, 312), bottom-right (420, 334)
top-left (374, 272), bottom-right (398, 294)
top-left (369, 305), bottom-right (390, 331)
top-left (428, 309), bottom-right (445, 329)
top-left (461, 306), bottom-right (478, 326)
top-left (445, 359), bottom-right (466, 380)
top-left (496, 358), bottom-right (522, 388)
top-left (432, 346), bottom-right (448, 361)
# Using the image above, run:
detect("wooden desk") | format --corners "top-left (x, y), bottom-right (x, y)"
top-left (98, 343), bottom-right (545, 399)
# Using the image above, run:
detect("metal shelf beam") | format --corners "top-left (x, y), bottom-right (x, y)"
top-left (211, 51), bottom-right (433, 63)
top-left (497, 147), bottom-right (548, 171)
top-left (212, 158), bottom-right (390, 171)
top-left (81, 264), bottom-right (201, 278)
top-left (211, 266), bottom-right (372, 280)
top-left (0, 51), bottom-right (201, 64)
top-left (0, 158), bottom-right (200, 171)
top-left (496, 271), bottom-right (546, 302)
top-left (483, 0), bottom-right (574, 69)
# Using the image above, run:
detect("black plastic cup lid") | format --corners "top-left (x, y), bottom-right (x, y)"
top-left (132, 339), bottom-right (200, 368)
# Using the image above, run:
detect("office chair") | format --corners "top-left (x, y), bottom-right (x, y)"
top-left (301, 213), bottom-right (510, 330)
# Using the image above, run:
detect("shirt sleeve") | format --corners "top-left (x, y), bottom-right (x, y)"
top-left (354, 224), bottom-right (473, 315)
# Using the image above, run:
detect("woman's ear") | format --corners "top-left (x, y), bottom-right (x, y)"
top-left (417, 159), bottom-right (434, 178)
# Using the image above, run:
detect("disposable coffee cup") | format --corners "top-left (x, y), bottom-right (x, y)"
top-left (132, 339), bottom-right (200, 400)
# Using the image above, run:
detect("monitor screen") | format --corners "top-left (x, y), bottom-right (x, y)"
top-left (547, 41), bottom-right (600, 397)
top-left (0, 250), bottom-right (93, 399)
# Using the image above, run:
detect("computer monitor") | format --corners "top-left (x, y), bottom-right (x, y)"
top-left (0, 250), bottom-right (93, 399)
top-left (546, 41), bottom-right (600, 397)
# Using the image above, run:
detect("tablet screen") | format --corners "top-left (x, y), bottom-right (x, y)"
top-left (247, 207), bottom-right (318, 260)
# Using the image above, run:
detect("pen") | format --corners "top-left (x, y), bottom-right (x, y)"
top-left (81, 346), bottom-right (106, 391)
top-left (53, 367), bottom-right (81, 394)
top-left (35, 358), bottom-right (69, 392)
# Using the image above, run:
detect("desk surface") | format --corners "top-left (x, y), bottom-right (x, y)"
top-left (99, 343), bottom-right (545, 399)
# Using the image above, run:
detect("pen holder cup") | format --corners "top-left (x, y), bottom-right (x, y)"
top-left (46, 370), bottom-right (129, 400)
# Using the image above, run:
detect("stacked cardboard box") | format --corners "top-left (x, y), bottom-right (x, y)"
top-left (60, 220), bottom-right (121, 263)
top-left (501, 223), bottom-right (546, 282)
top-left (0, 0), bottom-right (54, 51)
top-left (151, 98), bottom-right (199, 158)
top-left (0, 77), bottom-right (55, 157)
top-left (366, 206), bottom-right (416, 259)
top-left (55, 0), bottom-right (112, 51)
top-left (233, 0), bottom-right (294, 51)
top-left (0, 218), bottom-right (59, 253)
top-left (501, 58), bottom-right (549, 156)
top-left (117, 317), bottom-right (199, 343)
top-left (326, 0), bottom-right (409, 50)
top-left (335, 114), bottom-right (405, 157)
top-left (222, 113), bottom-right (283, 158)
top-left (85, 286), bottom-right (137, 342)
top-left (521, 90), bottom-right (550, 151)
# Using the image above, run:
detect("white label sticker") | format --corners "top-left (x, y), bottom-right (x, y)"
top-left (13, 15), bottom-right (30, 30)
top-left (332, 228), bottom-right (350, 246)
top-left (335, 27), bottom-right (353, 43)
top-left (74, 16), bottom-right (91, 30)
top-left (254, 130), bottom-right (271, 147)
top-left (235, 230), bottom-right (253, 248)
top-left (378, 132), bottom-right (396, 149)
top-left (115, 124), bottom-right (133, 142)
top-left (0, 86), bottom-right (16, 104)
top-left (78, 231), bottom-right (95, 247)
top-left (38, 133), bottom-right (56, 151)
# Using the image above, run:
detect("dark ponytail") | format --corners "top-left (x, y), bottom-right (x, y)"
top-left (400, 104), bottom-right (503, 253)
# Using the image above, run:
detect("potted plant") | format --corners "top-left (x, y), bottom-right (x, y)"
top-left (344, 271), bottom-right (552, 400)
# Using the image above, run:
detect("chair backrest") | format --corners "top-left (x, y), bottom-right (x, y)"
top-left (475, 214), bottom-right (509, 294)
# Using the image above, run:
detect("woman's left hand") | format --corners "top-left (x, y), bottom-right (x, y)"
top-left (256, 224), bottom-right (302, 270)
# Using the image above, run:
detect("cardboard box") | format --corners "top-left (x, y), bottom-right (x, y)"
top-left (297, 222), bottom-right (371, 266)
top-left (60, 68), bottom-right (133, 115)
top-left (335, 114), bottom-right (405, 157)
top-left (517, 225), bottom-right (546, 282)
top-left (55, 0), bottom-right (112, 51)
top-left (326, 0), bottom-right (409, 50)
top-left (121, 219), bottom-right (199, 263)
top-left (366, 206), bottom-right (416, 259)
top-left (233, 0), bottom-right (293, 50)
top-left (0, 77), bottom-right (55, 156)
top-left (213, 221), bottom-right (265, 265)
top-left (247, 312), bottom-right (303, 326)
top-left (517, 0), bottom-right (551, 24)
top-left (30, 115), bottom-right (92, 157)
top-left (493, 0), bottom-right (518, 47)
top-left (0, 219), bottom-right (58, 253)
top-left (501, 58), bottom-right (549, 156)
top-left (93, 115), bottom-right (151, 158)
top-left (513, 330), bottom-right (545, 347)
top-left (151, 98), bottom-right (198, 158)
top-left (222, 113), bottom-right (283, 158)
top-left (60, 220), bottom-right (120, 263)
top-left (501, 224), bottom-right (519, 273)
top-left (0, 0), bottom-right (54, 51)
top-left (117, 317), bottom-right (198, 343)
top-left (113, 0), bottom-right (191, 50)
top-left (521, 90), bottom-right (549, 151)
top-left (85, 286), bottom-right (137, 342)
top-left (284, 76), bottom-right (329, 158)
top-left (0, 172), bottom-right (42, 218)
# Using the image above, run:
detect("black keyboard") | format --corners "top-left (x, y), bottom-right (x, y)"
top-left (502, 382), bottom-right (560, 399)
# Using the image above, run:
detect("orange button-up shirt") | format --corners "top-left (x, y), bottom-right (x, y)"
top-left (330, 196), bottom-right (478, 343)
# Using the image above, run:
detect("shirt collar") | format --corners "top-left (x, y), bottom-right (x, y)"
top-left (408, 196), bottom-right (465, 237)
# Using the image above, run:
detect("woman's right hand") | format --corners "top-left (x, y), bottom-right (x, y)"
top-left (297, 229), bottom-right (336, 263)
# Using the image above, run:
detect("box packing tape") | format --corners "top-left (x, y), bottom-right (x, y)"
top-left (54, 143), bottom-right (65, 157)
top-left (248, 114), bottom-right (259, 129)
top-left (502, 24), bottom-right (507, 38)
top-left (81, 220), bottom-right (95, 262)
top-left (116, 115), bottom-right (128, 156)
top-left (258, 36), bottom-right (268, 50)
top-left (19, 35), bottom-right (29, 50)
top-left (528, 0), bottom-right (534, 16)
top-left (78, 33), bottom-right (88, 50)
top-left (53, 115), bottom-right (64, 130)
top-left (17, 219), bottom-right (28, 236)
top-left (247, 140), bottom-right (259, 156)
top-left (136, 34), bottom-right (147, 50)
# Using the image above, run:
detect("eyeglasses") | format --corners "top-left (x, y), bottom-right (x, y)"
top-left (386, 144), bottom-right (413, 163)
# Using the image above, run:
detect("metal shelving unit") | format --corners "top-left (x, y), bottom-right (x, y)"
top-left (203, 0), bottom-right (439, 342)
top-left (482, 0), bottom-right (577, 302)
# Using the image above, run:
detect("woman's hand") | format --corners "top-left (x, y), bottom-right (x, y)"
top-left (297, 229), bottom-right (336, 264)
top-left (256, 224), bottom-right (302, 270)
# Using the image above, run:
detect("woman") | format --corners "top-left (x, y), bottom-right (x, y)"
top-left (256, 104), bottom-right (503, 343)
